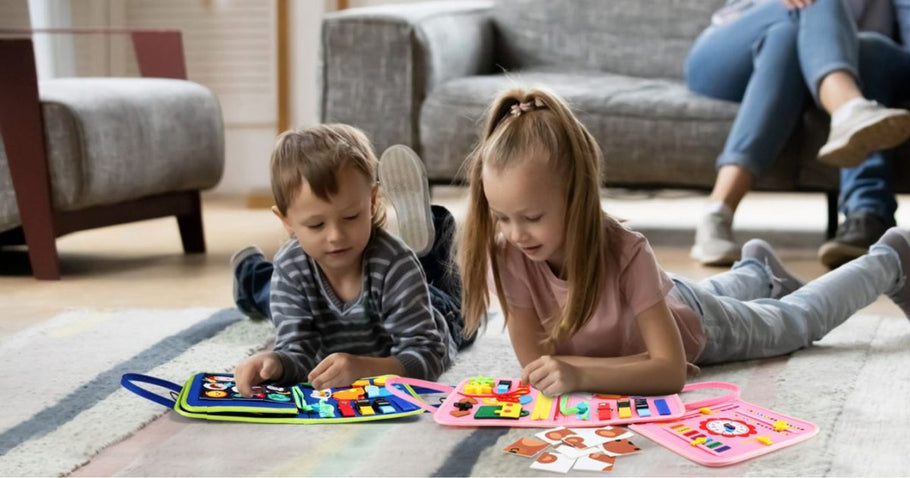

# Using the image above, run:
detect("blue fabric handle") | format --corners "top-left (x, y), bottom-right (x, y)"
top-left (121, 373), bottom-right (182, 408)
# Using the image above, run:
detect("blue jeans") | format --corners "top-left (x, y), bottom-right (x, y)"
top-left (686, 0), bottom-right (858, 178)
top-left (233, 205), bottom-right (473, 350)
top-left (669, 243), bottom-right (903, 364)
top-left (839, 32), bottom-right (910, 219)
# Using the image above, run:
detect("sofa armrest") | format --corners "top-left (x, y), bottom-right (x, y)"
top-left (320, 1), bottom-right (494, 154)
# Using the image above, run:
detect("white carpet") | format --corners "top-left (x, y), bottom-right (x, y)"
top-left (4, 308), bottom-right (910, 476)
top-left (59, 310), bottom-right (910, 477)
top-left (0, 307), bottom-right (272, 477)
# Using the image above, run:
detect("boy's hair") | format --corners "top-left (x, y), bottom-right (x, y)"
top-left (459, 87), bottom-right (619, 349)
top-left (270, 123), bottom-right (386, 229)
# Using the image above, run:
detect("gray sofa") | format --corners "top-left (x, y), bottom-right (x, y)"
top-left (320, 0), bottom-right (910, 236)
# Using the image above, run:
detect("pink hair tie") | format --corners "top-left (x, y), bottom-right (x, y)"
top-left (509, 98), bottom-right (545, 116)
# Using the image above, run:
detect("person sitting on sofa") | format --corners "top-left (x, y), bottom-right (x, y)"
top-left (686, 0), bottom-right (910, 268)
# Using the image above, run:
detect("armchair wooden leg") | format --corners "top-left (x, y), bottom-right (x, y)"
top-left (1, 39), bottom-right (61, 280)
top-left (177, 191), bottom-right (206, 254)
top-left (25, 223), bottom-right (62, 280)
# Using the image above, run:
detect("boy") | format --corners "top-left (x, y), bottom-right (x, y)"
top-left (231, 125), bottom-right (470, 394)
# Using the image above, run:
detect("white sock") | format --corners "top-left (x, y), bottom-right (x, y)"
top-left (831, 97), bottom-right (876, 128)
top-left (705, 200), bottom-right (733, 220)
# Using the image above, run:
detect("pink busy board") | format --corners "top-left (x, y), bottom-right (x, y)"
top-left (385, 376), bottom-right (686, 428)
top-left (629, 382), bottom-right (818, 466)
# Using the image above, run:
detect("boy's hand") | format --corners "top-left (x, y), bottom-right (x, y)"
top-left (521, 355), bottom-right (579, 397)
top-left (308, 353), bottom-right (363, 390)
top-left (234, 352), bottom-right (283, 397)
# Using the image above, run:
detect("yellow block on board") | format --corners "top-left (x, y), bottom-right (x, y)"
top-left (531, 394), bottom-right (554, 420)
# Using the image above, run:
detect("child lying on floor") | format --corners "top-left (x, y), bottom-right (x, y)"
top-left (458, 86), bottom-right (910, 396)
top-left (231, 124), bottom-right (471, 393)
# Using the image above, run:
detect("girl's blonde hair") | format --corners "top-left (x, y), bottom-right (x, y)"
top-left (270, 123), bottom-right (386, 229)
top-left (459, 87), bottom-right (619, 349)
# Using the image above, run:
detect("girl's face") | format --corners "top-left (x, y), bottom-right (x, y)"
top-left (482, 160), bottom-right (568, 274)
top-left (274, 164), bottom-right (377, 276)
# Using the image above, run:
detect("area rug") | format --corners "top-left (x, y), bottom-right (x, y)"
top-left (0, 307), bottom-right (272, 477)
top-left (63, 310), bottom-right (910, 477)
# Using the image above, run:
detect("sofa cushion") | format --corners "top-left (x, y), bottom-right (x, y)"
top-left (0, 77), bottom-right (224, 232)
top-left (421, 71), bottom-right (734, 181)
top-left (492, 0), bottom-right (724, 79)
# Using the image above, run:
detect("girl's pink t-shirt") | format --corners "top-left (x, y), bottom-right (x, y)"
top-left (494, 224), bottom-right (706, 362)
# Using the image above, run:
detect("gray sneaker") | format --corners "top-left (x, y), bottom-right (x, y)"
top-left (379, 145), bottom-right (435, 256)
top-left (741, 239), bottom-right (804, 299)
top-left (818, 102), bottom-right (910, 168)
top-left (871, 227), bottom-right (910, 320)
top-left (690, 209), bottom-right (739, 266)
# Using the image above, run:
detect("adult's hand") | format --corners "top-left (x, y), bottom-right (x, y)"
top-left (782, 0), bottom-right (817, 9)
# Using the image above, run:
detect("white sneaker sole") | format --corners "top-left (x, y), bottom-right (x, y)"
top-left (379, 145), bottom-right (434, 256)
top-left (818, 110), bottom-right (910, 168)
top-left (689, 244), bottom-right (739, 267)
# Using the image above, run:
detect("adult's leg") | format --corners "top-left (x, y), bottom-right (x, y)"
top-left (796, 0), bottom-right (860, 107)
top-left (796, 1), bottom-right (910, 166)
top-left (686, 2), bottom-right (809, 181)
top-left (686, 3), bottom-right (809, 265)
top-left (820, 32), bottom-right (910, 268)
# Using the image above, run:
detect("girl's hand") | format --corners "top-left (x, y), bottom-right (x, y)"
top-left (308, 353), bottom-right (361, 390)
top-left (521, 355), bottom-right (579, 397)
top-left (234, 352), bottom-right (283, 397)
top-left (782, 0), bottom-right (816, 9)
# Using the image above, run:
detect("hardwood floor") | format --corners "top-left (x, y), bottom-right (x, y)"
top-left (1, 188), bottom-right (902, 340)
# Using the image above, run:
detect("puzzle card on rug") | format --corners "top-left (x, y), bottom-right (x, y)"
top-left (573, 453), bottom-right (616, 473)
top-left (502, 437), bottom-right (550, 457)
top-left (530, 450), bottom-right (576, 474)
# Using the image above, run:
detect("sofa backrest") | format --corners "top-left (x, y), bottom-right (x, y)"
top-left (493, 0), bottom-right (725, 79)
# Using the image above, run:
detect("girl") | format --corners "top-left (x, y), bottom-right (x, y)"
top-left (458, 87), bottom-right (910, 396)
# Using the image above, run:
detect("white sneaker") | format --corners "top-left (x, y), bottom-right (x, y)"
top-left (690, 208), bottom-right (739, 266)
top-left (818, 101), bottom-right (910, 168)
top-left (379, 145), bottom-right (435, 256)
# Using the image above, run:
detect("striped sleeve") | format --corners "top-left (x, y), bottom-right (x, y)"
top-left (269, 245), bottom-right (322, 385)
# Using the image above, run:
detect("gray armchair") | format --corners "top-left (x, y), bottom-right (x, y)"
top-left (0, 29), bottom-right (224, 279)
top-left (320, 0), bottom-right (910, 238)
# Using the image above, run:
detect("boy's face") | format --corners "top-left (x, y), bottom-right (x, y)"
top-left (274, 165), bottom-right (377, 276)
top-left (482, 160), bottom-right (568, 275)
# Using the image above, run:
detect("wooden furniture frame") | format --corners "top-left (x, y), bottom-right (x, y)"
top-left (0, 28), bottom-right (207, 280)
